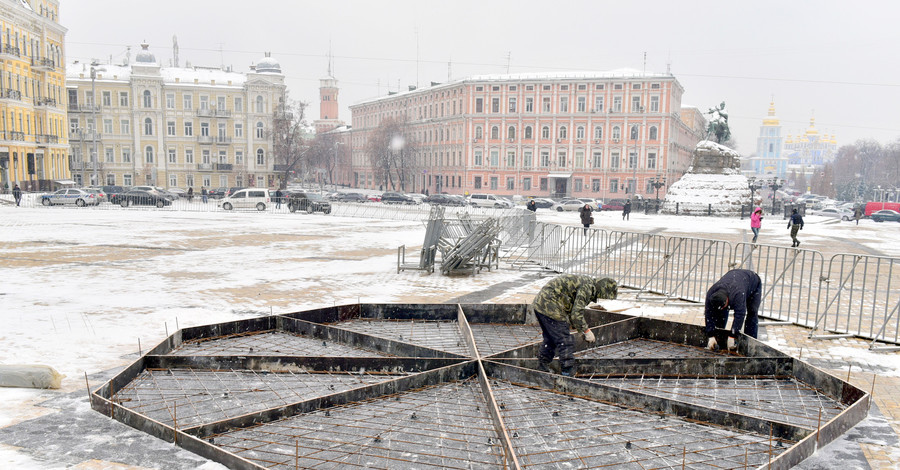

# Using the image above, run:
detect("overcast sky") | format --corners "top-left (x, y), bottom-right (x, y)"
top-left (62, 0), bottom-right (900, 154)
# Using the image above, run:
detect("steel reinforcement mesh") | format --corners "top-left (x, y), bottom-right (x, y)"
top-left (576, 338), bottom-right (727, 359)
top-left (168, 330), bottom-right (395, 357)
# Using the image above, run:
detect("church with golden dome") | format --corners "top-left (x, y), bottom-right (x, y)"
top-left (784, 116), bottom-right (838, 167)
top-left (747, 101), bottom-right (789, 178)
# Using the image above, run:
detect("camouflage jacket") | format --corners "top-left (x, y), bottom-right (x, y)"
top-left (532, 275), bottom-right (617, 331)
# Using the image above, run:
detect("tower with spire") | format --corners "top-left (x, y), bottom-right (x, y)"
top-left (749, 101), bottom-right (788, 178)
top-left (314, 48), bottom-right (344, 134)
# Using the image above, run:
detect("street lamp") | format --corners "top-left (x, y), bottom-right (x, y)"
top-left (649, 175), bottom-right (666, 212)
top-left (89, 61), bottom-right (106, 186)
top-left (768, 177), bottom-right (783, 215)
top-left (748, 176), bottom-right (764, 207)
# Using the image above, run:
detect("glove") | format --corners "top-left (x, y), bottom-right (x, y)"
top-left (787, 224), bottom-right (791, 229)
top-left (727, 336), bottom-right (736, 351)
top-left (706, 337), bottom-right (718, 350)
top-left (583, 329), bottom-right (596, 343)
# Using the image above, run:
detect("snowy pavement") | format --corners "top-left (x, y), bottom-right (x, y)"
top-left (0, 203), bottom-right (898, 468)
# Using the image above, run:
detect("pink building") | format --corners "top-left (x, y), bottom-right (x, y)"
top-left (348, 70), bottom-right (706, 199)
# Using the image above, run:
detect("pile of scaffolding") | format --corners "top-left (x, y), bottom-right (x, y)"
top-left (398, 206), bottom-right (502, 275)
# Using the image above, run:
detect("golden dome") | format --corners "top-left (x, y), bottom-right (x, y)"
top-left (762, 101), bottom-right (779, 126)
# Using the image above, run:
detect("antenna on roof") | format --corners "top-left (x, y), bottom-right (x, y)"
top-left (642, 51), bottom-right (646, 74)
top-left (506, 51), bottom-right (511, 74)
top-left (327, 40), bottom-right (333, 78)
top-left (173, 35), bottom-right (179, 67)
top-left (415, 27), bottom-right (420, 88)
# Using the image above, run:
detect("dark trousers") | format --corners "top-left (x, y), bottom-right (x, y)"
top-left (536, 312), bottom-right (575, 374)
top-left (713, 284), bottom-right (761, 339)
top-left (790, 226), bottom-right (800, 246)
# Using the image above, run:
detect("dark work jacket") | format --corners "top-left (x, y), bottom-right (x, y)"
top-left (789, 213), bottom-right (804, 229)
top-left (704, 269), bottom-right (762, 337)
top-left (579, 206), bottom-right (593, 225)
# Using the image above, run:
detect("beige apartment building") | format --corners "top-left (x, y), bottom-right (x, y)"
top-left (348, 70), bottom-right (707, 200)
top-left (0, 0), bottom-right (67, 192)
top-left (65, 44), bottom-right (285, 190)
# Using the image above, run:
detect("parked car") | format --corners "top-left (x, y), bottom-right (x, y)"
top-left (381, 191), bottom-right (416, 204)
top-left (870, 209), bottom-right (900, 222)
top-left (40, 188), bottom-right (102, 207)
top-left (118, 190), bottom-right (172, 208)
top-left (335, 192), bottom-right (368, 203)
top-left (576, 198), bottom-right (603, 210)
top-left (406, 193), bottom-right (426, 204)
top-left (811, 207), bottom-right (853, 221)
top-left (167, 188), bottom-right (187, 199)
top-left (601, 198), bottom-right (627, 211)
top-left (530, 197), bottom-right (555, 209)
top-left (207, 187), bottom-right (228, 199)
top-left (366, 193), bottom-right (382, 202)
top-left (226, 187), bottom-right (244, 198)
top-left (468, 193), bottom-right (514, 208)
top-left (550, 199), bottom-right (586, 212)
top-left (218, 188), bottom-right (271, 211)
top-left (425, 194), bottom-right (466, 206)
top-left (288, 191), bottom-right (332, 214)
top-left (98, 185), bottom-right (127, 204)
top-left (84, 189), bottom-right (108, 204)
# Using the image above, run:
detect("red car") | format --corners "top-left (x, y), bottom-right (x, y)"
top-left (601, 198), bottom-right (626, 211)
top-left (366, 194), bottom-right (382, 202)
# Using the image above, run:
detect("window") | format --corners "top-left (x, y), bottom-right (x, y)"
top-left (632, 83), bottom-right (641, 90)
top-left (525, 97), bottom-right (533, 112)
top-left (124, 174), bottom-right (132, 186)
top-left (559, 126), bottom-right (567, 139)
top-left (543, 85), bottom-right (551, 91)
top-left (235, 151), bottom-right (243, 164)
top-left (542, 97), bottom-right (551, 112)
top-left (611, 152), bottom-right (620, 169)
top-left (593, 151), bottom-right (602, 168)
top-left (650, 96), bottom-right (659, 112)
top-left (651, 83), bottom-right (660, 89)
top-left (610, 179), bottom-right (619, 193)
top-left (217, 96), bottom-right (226, 111)
top-left (145, 145), bottom-right (154, 163)
top-left (647, 152), bottom-right (657, 169)
top-left (255, 96), bottom-right (264, 113)
top-left (594, 126), bottom-right (603, 140)
top-left (186, 174), bottom-right (194, 187)
top-left (649, 126), bottom-right (658, 140)
top-left (506, 151), bottom-right (515, 167)
top-left (69, 118), bottom-right (78, 135)
top-left (540, 151), bottom-right (550, 167)
top-left (168, 148), bottom-right (176, 164)
top-left (106, 173), bottom-right (116, 185)
top-left (508, 97), bottom-right (516, 113)
top-left (234, 123), bottom-right (243, 138)
top-left (612, 126), bottom-right (621, 140)
top-left (256, 122), bottom-right (264, 139)
top-left (524, 150), bottom-right (533, 168)
top-left (507, 126), bottom-right (516, 140)
top-left (104, 147), bottom-right (114, 163)
top-left (256, 149), bottom-right (264, 165)
top-left (234, 97), bottom-right (242, 112)
top-left (167, 121), bottom-right (175, 136)
top-left (202, 149), bottom-right (210, 164)
top-left (540, 177), bottom-right (548, 191)
top-left (574, 179), bottom-right (583, 192)
top-left (541, 126), bottom-right (550, 139)
top-left (557, 150), bottom-right (566, 167)
top-left (632, 96), bottom-right (641, 112)
top-left (630, 125), bottom-right (640, 140)
top-left (490, 126), bottom-right (499, 140)
top-left (183, 94), bottom-right (193, 110)
top-left (475, 98), bottom-right (483, 113)
top-left (575, 151), bottom-right (584, 169)
top-left (201, 122), bottom-right (210, 137)
top-left (613, 96), bottom-right (622, 112)
top-left (474, 150), bottom-right (483, 166)
top-left (628, 150), bottom-right (637, 169)
top-left (475, 126), bottom-right (483, 139)
top-left (166, 93), bottom-right (175, 109)
top-left (523, 177), bottom-right (531, 191)
top-left (142, 90), bottom-right (151, 108)
top-left (559, 97), bottom-right (568, 113)
top-left (184, 121), bottom-right (193, 136)
top-left (122, 148), bottom-right (131, 163)
top-left (491, 97), bottom-right (500, 113)
top-left (592, 179), bottom-right (601, 192)
top-left (474, 176), bottom-right (482, 189)
top-left (490, 150), bottom-right (499, 166)
top-left (143, 118), bottom-right (153, 135)
top-left (576, 126), bottom-right (585, 140)
top-left (218, 150), bottom-right (227, 163)
top-left (577, 96), bottom-right (586, 112)
top-left (103, 119), bottom-right (113, 134)
top-left (506, 177), bottom-right (514, 190)
top-left (490, 177), bottom-right (498, 190)
top-left (118, 91), bottom-right (129, 107)
top-left (185, 148), bottom-right (194, 163)
top-left (614, 84), bottom-right (623, 90)
top-left (101, 91), bottom-right (111, 107)
top-left (594, 96), bottom-right (604, 112)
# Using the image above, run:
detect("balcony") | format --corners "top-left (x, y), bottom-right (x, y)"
top-left (0, 89), bottom-right (22, 101)
top-left (198, 135), bottom-right (214, 144)
top-left (214, 109), bottom-right (232, 118)
top-left (196, 107), bottom-right (214, 117)
top-left (68, 103), bottom-right (100, 113)
top-left (7, 131), bottom-right (25, 141)
top-left (215, 136), bottom-right (232, 144)
top-left (70, 161), bottom-right (99, 171)
top-left (31, 57), bottom-right (55, 72)
top-left (35, 134), bottom-right (59, 145)
top-left (215, 163), bottom-right (233, 171)
top-left (35, 97), bottom-right (57, 108)
top-left (0, 44), bottom-right (20, 59)
top-left (198, 163), bottom-right (214, 171)
top-left (68, 131), bottom-right (101, 141)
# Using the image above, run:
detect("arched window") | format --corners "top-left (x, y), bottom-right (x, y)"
top-left (256, 122), bottom-right (264, 139)
top-left (576, 126), bottom-right (585, 139)
top-left (142, 90), bottom-right (151, 108)
top-left (559, 126), bottom-right (567, 139)
top-left (508, 126), bottom-right (516, 140)
top-left (630, 125), bottom-right (639, 140)
top-left (612, 126), bottom-right (621, 140)
top-left (649, 126), bottom-right (658, 140)
top-left (541, 126), bottom-right (550, 139)
top-left (475, 126), bottom-right (483, 139)
top-left (524, 126), bottom-right (533, 139)
top-left (256, 148), bottom-right (265, 165)
top-left (594, 126), bottom-right (603, 140)
top-left (144, 145), bottom-right (154, 163)
top-left (255, 96), bottom-right (264, 113)
top-left (143, 117), bottom-right (153, 135)
top-left (491, 126), bottom-right (499, 139)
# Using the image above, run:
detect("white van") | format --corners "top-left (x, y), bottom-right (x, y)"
top-left (468, 193), bottom-right (514, 208)
top-left (218, 188), bottom-right (272, 211)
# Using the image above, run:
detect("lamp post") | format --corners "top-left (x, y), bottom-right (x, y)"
top-left (649, 175), bottom-right (666, 212)
top-left (628, 123), bottom-right (642, 206)
top-left (768, 177), bottom-right (783, 215)
top-left (748, 176), bottom-right (764, 207)
top-left (89, 61), bottom-right (105, 186)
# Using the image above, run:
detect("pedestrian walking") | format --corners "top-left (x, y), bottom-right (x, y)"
top-left (788, 208), bottom-right (804, 247)
top-left (854, 206), bottom-right (863, 225)
top-left (275, 188), bottom-right (283, 209)
top-left (750, 206), bottom-right (763, 243)
top-left (579, 203), bottom-right (594, 235)
top-left (12, 183), bottom-right (21, 206)
top-left (704, 269), bottom-right (762, 351)
top-left (527, 199), bottom-right (537, 212)
top-left (201, 186), bottom-right (208, 204)
top-left (622, 199), bottom-right (631, 220)
top-left (531, 274), bottom-right (618, 376)
top-left (187, 187), bottom-right (193, 202)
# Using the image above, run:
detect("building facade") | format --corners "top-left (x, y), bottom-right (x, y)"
top-left (0, 0), bottom-right (67, 192)
top-left (746, 101), bottom-right (788, 178)
top-left (347, 71), bottom-right (705, 199)
top-left (65, 44), bottom-right (285, 190)
top-left (784, 117), bottom-right (837, 168)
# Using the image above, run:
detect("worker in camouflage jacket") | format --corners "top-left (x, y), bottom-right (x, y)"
top-left (531, 274), bottom-right (618, 376)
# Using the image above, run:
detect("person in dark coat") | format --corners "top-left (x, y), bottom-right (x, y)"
top-left (12, 183), bottom-right (21, 206)
top-left (704, 269), bottom-right (762, 351)
top-left (788, 208), bottom-right (804, 247)
top-left (187, 187), bottom-right (193, 202)
top-left (622, 199), bottom-right (632, 220)
top-left (275, 188), bottom-right (283, 209)
top-left (201, 186), bottom-right (208, 203)
top-left (579, 203), bottom-right (593, 235)
top-left (532, 274), bottom-right (618, 376)
top-left (527, 199), bottom-right (537, 212)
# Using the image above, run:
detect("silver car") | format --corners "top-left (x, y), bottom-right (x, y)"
top-left (40, 188), bottom-right (102, 206)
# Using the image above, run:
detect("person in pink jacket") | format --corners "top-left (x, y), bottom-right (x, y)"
top-left (750, 206), bottom-right (764, 243)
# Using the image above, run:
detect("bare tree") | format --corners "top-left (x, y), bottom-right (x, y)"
top-left (271, 95), bottom-right (309, 188)
top-left (306, 132), bottom-right (344, 188)
top-left (363, 117), bottom-right (419, 191)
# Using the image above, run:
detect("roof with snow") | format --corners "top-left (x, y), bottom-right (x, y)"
top-left (66, 61), bottom-right (249, 88)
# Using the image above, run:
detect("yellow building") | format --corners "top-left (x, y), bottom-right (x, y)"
top-left (0, 0), bottom-right (68, 192)
top-left (65, 43), bottom-right (286, 190)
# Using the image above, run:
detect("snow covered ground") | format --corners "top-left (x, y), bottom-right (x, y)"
top-left (0, 201), bottom-right (898, 468)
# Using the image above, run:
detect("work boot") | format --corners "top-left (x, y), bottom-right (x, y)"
top-left (560, 366), bottom-right (575, 377)
top-left (536, 360), bottom-right (550, 372)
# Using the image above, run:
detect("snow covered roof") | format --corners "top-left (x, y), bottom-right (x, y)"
top-left (255, 53), bottom-right (282, 74)
top-left (66, 61), bottom-right (248, 88)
